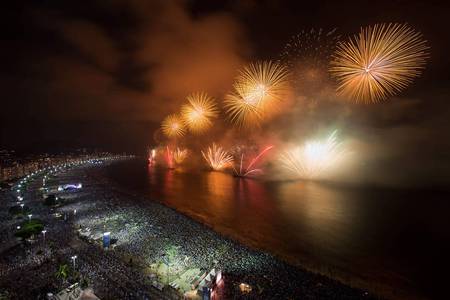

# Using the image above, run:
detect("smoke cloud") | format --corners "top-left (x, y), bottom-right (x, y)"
top-left (12, 0), bottom-right (247, 122)
top-left (2, 1), bottom-right (449, 188)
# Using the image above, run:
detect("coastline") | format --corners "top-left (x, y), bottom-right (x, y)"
top-left (90, 161), bottom-right (377, 299)
top-left (1, 159), bottom-right (372, 299)
top-left (100, 159), bottom-right (428, 300)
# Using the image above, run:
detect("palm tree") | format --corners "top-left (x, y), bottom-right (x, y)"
top-left (164, 245), bottom-right (179, 284)
top-left (56, 264), bottom-right (70, 283)
top-left (166, 245), bottom-right (178, 263)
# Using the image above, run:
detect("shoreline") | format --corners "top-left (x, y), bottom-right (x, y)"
top-left (101, 159), bottom-right (427, 300)
top-left (90, 162), bottom-right (377, 299)
top-left (1, 159), bottom-right (373, 299)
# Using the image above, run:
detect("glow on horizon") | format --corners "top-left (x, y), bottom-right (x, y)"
top-left (280, 130), bottom-right (349, 179)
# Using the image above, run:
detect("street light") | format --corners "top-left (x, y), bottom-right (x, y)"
top-left (71, 255), bottom-right (77, 268)
top-left (42, 230), bottom-right (47, 242)
top-left (20, 203), bottom-right (24, 211)
top-left (28, 214), bottom-right (32, 221)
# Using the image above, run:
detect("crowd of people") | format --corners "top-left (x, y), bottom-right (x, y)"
top-left (0, 159), bottom-right (373, 299)
top-left (0, 160), bottom-right (170, 299)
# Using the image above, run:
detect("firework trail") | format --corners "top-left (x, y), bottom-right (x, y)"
top-left (279, 131), bottom-right (347, 179)
top-left (148, 148), bottom-right (156, 165)
top-left (330, 23), bottom-right (428, 103)
top-left (224, 61), bottom-right (290, 128)
top-left (202, 143), bottom-right (234, 171)
top-left (165, 146), bottom-right (174, 169)
top-left (161, 114), bottom-right (186, 138)
top-left (233, 145), bottom-right (274, 177)
top-left (181, 92), bottom-right (218, 134)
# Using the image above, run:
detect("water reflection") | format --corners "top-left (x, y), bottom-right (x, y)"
top-left (147, 163), bottom-right (158, 187)
top-left (109, 159), bottom-right (450, 299)
top-left (233, 177), bottom-right (277, 223)
top-left (205, 171), bottom-right (233, 215)
top-left (276, 181), bottom-right (363, 263)
top-left (163, 169), bottom-right (175, 195)
top-left (206, 171), bottom-right (233, 199)
top-left (278, 182), bottom-right (350, 236)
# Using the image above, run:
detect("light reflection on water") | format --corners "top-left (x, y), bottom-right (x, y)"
top-left (108, 159), bottom-right (450, 299)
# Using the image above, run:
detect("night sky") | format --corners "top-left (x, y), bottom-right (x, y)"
top-left (1, 0), bottom-right (449, 182)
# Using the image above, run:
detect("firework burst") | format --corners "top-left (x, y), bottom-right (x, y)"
top-left (202, 143), bottom-right (234, 171)
top-left (281, 28), bottom-right (340, 71)
top-left (225, 61), bottom-right (290, 127)
top-left (173, 147), bottom-right (189, 165)
top-left (330, 23), bottom-right (428, 103)
top-left (181, 92), bottom-right (218, 134)
top-left (280, 28), bottom-right (340, 95)
top-left (161, 114), bottom-right (186, 138)
top-left (280, 131), bottom-right (347, 179)
top-left (224, 84), bottom-right (263, 128)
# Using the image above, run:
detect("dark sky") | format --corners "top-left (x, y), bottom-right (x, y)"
top-left (1, 0), bottom-right (449, 162)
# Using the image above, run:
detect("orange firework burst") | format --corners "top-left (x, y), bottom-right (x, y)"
top-left (330, 23), bottom-right (428, 103)
top-left (224, 83), bottom-right (263, 128)
top-left (181, 92), bottom-right (218, 134)
top-left (201, 143), bottom-right (233, 171)
top-left (224, 61), bottom-right (290, 127)
top-left (161, 114), bottom-right (186, 138)
top-left (173, 147), bottom-right (189, 165)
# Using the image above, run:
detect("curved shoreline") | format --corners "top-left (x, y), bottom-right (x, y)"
top-left (87, 161), bottom-right (371, 299)
top-left (101, 159), bottom-right (428, 300)
top-left (92, 161), bottom-right (378, 299)
top-left (1, 159), bottom-right (373, 299)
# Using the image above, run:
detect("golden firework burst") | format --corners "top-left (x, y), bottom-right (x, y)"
top-left (224, 83), bottom-right (263, 128)
top-left (173, 147), bottom-right (189, 165)
top-left (161, 114), bottom-right (186, 138)
top-left (224, 61), bottom-right (290, 127)
top-left (181, 92), bottom-right (218, 134)
top-left (330, 23), bottom-right (428, 103)
top-left (201, 143), bottom-right (233, 171)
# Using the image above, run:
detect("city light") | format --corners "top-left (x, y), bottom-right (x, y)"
top-left (71, 255), bottom-right (77, 268)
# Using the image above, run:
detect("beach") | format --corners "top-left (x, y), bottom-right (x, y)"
top-left (0, 158), bottom-right (373, 299)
